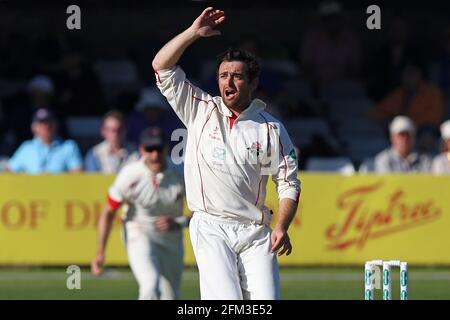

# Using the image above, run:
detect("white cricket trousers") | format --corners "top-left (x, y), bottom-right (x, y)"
top-left (123, 221), bottom-right (184, 300)
top-left (189, 212), bottom-right (280, 300)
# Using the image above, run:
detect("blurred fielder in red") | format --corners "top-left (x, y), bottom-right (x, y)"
top-left (91, 127), bottom-right (189, 300)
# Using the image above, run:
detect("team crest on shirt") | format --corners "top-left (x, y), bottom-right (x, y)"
top-left (246, 141), bottom-right (264, 157)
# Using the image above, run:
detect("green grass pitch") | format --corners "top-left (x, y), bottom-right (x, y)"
top-left (0, 267), bottom-right (449, 300)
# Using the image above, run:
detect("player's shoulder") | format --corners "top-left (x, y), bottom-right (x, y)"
top-left (118, 158), bottom-right (145, 176)
top-left (19, 139), bottom-right (35, 149)
top-left (374, 147), bottom-right (391, 162)
top-left (60, 139), bottom-right (80, 150)
top-left (258, 111), bottom-right (288, 132)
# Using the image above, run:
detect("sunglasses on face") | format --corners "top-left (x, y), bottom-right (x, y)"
top-left (144, 145), bottom-right (164, 153)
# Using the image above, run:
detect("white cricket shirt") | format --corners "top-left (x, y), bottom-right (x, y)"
top-left (108, 158), bottom-right (184, 225)
top-left (155, 66), bottom-right (300, 224)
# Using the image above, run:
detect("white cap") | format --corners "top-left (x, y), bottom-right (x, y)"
top-left (389, 116), bottom-right (416, 134)
top-left (135, 87), bottom-right (167, 111)
top-left (441, 120), bottom-right (450, 140)
top-left (28, 75), bottom-right (55, 94)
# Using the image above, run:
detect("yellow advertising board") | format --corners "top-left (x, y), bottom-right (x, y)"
top-left (0, 174), bottom-right (449, 266)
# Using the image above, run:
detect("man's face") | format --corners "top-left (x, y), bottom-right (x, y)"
top-left (32, 121), bottom-right (56, 143)
top-left (101, 117), bottom-right (124, 146)
top-left (391, 131), bottom-right (414, 155)
top-left (218, 60), bottom-right (257, 110)
top-left (140, 145), bottom-right (167, 173)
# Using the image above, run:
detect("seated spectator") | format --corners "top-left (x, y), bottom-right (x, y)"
top-left (431, 120), bottom-right (450, 174)
top-left (6, 74), bottom-right (68, 148)
top-left (7, 108), bottom-right (82, 174)
top-left (374, 116), bottom-right (431, 173)
top-left (126, 87), bottom-right (184, 147)
top-left (84, 110), bottom-right (139, 173)
top-left (368, 63), bottom-right (445, 132)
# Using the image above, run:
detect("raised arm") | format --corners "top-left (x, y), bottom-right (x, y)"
top-left (152, 7), bottom-right (225, 71)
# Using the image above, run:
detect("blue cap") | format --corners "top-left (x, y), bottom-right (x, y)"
top-left (32, 108), bottom-right (55, 123)
top-left (140, 127), bottom-right (166, 148)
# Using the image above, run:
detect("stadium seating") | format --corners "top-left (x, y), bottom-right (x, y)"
top-left (283, 118), bottom-right (338, 148)
top-left (281, 79), bottom-right (313, 101)
top-left (305, 157), bottom-right (355, 175)
top-left (93, 59), bottom-right (142, 104)
top-left (358, 157), bottom-right (375, 173)
top-left (263, 59), bottom-right (300, 79)
top-left (66, 116), bottom-right (103, 154)
top-left (319, 80), bottom-right (367, 102)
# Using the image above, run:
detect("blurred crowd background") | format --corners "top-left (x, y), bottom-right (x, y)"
top-left (0, 0), bottom-right (449, 174)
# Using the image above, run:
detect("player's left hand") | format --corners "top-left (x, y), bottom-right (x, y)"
top-left (270, 226), bottom-right (292, 256)
top-left (155, 216), bottom-right (181, 232)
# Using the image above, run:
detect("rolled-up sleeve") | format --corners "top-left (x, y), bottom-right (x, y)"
top-left (155, 65), bottom-right (214, 128)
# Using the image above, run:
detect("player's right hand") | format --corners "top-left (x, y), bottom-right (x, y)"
top-left (270, 227), bottom-right (292, 256)
top-left (191, 7), bottom-right (226, 38)
top-left (91, 253), bottom-right (104, 276)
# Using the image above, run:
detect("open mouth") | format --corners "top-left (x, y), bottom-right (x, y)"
top-left (224, 88), bottom-right (237, 99)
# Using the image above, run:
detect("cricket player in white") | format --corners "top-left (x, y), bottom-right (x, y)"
top-left (91, 127), bottom-right (189, 300)
top-left (152, 8), bottom-right (301, 300)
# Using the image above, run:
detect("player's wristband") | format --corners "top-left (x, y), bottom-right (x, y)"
top-left (174, 216), bottom-right (190, 228)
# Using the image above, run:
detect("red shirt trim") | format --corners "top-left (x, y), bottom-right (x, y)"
top-left (228, 112), bottom-right (238, 129)
top-left (107, 195), bottom-right (121, 210)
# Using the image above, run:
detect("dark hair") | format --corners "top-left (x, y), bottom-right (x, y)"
top-left (103, 110), bottom-right (124, 125)
top-left (216, 48), bottom-right (261, 82)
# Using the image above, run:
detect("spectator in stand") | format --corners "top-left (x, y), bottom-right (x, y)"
top-left (431, 120), bottom-right (450, 174)
top-left (7, 108), bottom-right (82, 174)
top-left (299, 1), bottom-right (361, 87)
top-left (126, 87), bottom-right (184, 148)
top-left (368, 63), bottom-right (445, 134)
top-left (374, 116), bottom-right (431, 173)
top-left (365, 16), bottom-right (425, 101)
top-left (7, 75), bottom-right (68, 147)
top-left (84, 110), bottom-right (139, 173)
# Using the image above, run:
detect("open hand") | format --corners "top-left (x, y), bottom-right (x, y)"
top-left (191, 7), bottom-right (226, 38)
top-left (155, 216), bottom-right (181, 232)
top-left (271, 226), bottom-right (292, 256)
